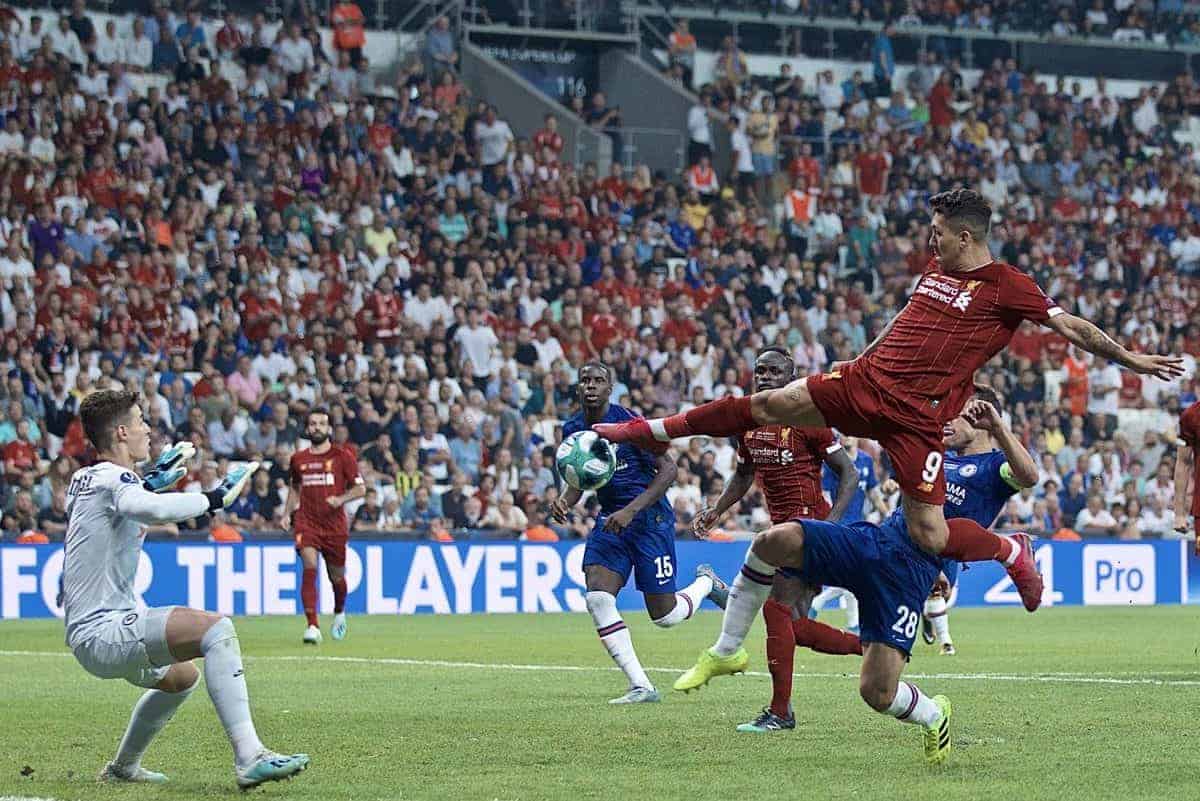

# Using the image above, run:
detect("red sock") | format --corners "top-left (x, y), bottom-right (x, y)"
top-left (792, 617), bottom-right (863, 656)
top-left (942, 517), bottom-right (1015, 564)
top-left (301, 567), bottom-right (319, 627)
top-left (332, 576), bottom-right (347, 614)
top-left (665, 396), bottom-right (758, 439)
top-left (763, 599), bottom-right (796, 718)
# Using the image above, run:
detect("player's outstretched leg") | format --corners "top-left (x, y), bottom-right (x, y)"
top-left (941, 520), bottom-right (1041, 611)
top-left (594, 379), bottom-right (825, 449)
top-left (924, 595), bottom-right (954, 655)
top-left (675, 523), bottom-right (803, 692)
top-left (102, 663), bottom-right (200, 784)
top-left (648, 567), bottom-right (723, 628)
top-left (792, 617), bottom-right (863, 655)
top-left (860, 644), bottom-right (952, 765)
top-left (164, 608), bottom-right (310, 787)
top-left (586, 590), bottom-right (659, 704)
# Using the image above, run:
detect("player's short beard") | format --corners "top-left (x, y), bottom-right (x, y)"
top-left (309, 430), bottom-right (329, 445)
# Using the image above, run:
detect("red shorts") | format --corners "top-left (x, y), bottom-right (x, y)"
top-left (294, 526), bottom-right (349, 567)
top-left (806, 363), bottom-right (946, 506)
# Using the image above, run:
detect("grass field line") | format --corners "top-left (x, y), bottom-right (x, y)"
top-left (2, 649), bottom-right (1198, 688)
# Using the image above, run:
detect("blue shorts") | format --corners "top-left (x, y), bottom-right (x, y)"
top-left (794, 517), bottom-right (942, 656)
top-left (752, 153), bottom-right (775, 176)
top-left (583, 509), bottom-right (678, 594)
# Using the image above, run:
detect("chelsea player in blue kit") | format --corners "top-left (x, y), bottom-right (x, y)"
top-left (551, 362), bottom-right (728, 705)
top-left (674, 385), bottom-right (1039, 763)
top-left (921, 385), bottom-right (1038, 655)
top-left (811, 437), bottom-right (890, 632)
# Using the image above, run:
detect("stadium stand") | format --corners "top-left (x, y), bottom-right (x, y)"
top-left (0, 0), bottom-right (1192, 548)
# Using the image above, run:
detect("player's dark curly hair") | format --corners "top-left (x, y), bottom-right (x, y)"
top-left (971, 383), bottom-right (1003, 416)
top-left (80, 390), bottom-right (141, 452)
top-left (930, 188), bottom-right (992, 242)
top-left (307, 406), bottom-right (330, 423)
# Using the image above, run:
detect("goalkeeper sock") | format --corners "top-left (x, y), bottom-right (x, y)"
top-left (113, 678), bottom-right (197, 769)
top-left (587, 591), bottom-right (652, 690)
top-left (301, 568), bottom-right (319, 627)
top-left (713, 548), bottom-right (776, 656)
top-left (886, 681), bottom-right (942, 728)
top-left (201, 618), bottom-right (265, 768)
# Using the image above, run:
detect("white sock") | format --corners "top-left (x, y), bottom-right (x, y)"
top-left (885, 681), bottom-right (942, 728)
top-left (114, 679), bottom-right (197, 769)
top-left (201, 617), bottom-right (265, 768)
top-left (586, 591), bottom-right (653, 690)
top-left (811, 585), bottom-right (842, 613)
top-left (1001, 536), bottom-right (1020, 566)
top-left (713, 548), bottom-right (776, 656)
top-left (651, 575), bottom-right (713, 628)
top-left (925, 596), bottom-right (952, 645)
top-left (844, 592), bottom-right (860, 629)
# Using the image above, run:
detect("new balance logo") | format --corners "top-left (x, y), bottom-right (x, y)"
top-left (952, 292), bottom-right (973, 311)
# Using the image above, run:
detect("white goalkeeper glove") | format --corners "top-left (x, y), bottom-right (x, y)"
top-left (142, 441), bottom-right (197, 493)
top-left (204, 461), bottom-right (261, 512)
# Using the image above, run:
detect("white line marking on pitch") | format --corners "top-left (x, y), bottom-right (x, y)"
top-left (1, 649), bottom-right (1198, 687)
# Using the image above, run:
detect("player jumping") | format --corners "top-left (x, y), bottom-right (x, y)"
top-left (283, 407), bottom-right (365, 645)
top-left (692, 348), bottom-right (861, 733)
top-left (597, 188), bottom-right (1180, 610)
top-left (62, 390), bottom-right (309, 788)
top-left (809, 436), bottom-right (891, 637)
top-left (551, 361), bottom-right (728, 705)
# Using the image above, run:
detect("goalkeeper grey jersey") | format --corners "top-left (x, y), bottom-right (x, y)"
top-left (63, 461), bottom-right (210, 647)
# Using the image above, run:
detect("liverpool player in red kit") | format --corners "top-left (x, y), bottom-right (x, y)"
top-left (284, 408), bottom-right (365, 645)
top-left (692, 349), bottom-right (862, 732)
top-left (598, 188), bottom-right (1182, 615)
top-left (1173, 401), bottom-right (1200, 552)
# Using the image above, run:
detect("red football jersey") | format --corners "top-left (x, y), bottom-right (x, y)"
top-left (862, 260), bottom-right (1060, 424)
top-left (737, 425), bottom-right (838, 523)
top-left (289, 445), bottom-right (362, 536)
top-left (1179, 402), bottom-right (1200, 517)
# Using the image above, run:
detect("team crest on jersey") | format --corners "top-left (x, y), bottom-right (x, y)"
top-left (780, 427), bottom-right (791, 442)
top-left (122, 612), bottom-right (138, 626)
top-left (119, 472), bottom-right (138, 484)
top-left (325, 460), bottom-right (333, 472)
top-left (958, 463), bottom-right (978, 477)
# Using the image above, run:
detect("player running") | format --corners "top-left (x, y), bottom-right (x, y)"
top-left (921, 385), bottom-right (1038, 655)
top-left (1173, 401), bottom-right (1200, 551)
top-left (596, 188), bottom-right (1181, 614)
top-left (673, 386), bottom-right (1042, 761)
top-left (283, 407), bottom-right (366, 645)
top-left (809, 437), bottom-right (890, 636)
top-left (691, 348), bottom-right (861, 733)
top-left (551, 361), bottom-right (728, 705)
top-left (62, 390), bottom-right (309, 788)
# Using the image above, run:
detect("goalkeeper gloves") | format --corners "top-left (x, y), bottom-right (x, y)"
top-left (205, 461), bottom-right (261, 512)
top-left (142, 441), bottom-right (197, 493)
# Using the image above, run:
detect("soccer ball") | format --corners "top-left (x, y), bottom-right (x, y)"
top-left (556, 431), bottom-right (618, 491)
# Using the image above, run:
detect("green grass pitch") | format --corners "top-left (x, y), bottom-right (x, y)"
top-left (1, 606), bottom-right (1199, 801)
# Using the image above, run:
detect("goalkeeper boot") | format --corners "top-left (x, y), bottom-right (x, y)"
top-left (236, 751), bottom-right (310, 789)
top-left (331, 613), bottom-right (347, 641)
top-left (302, 625), bottom-right (322, 645)
top-left (673, 647), bottom-right (749, 692)
top-left (99, 762), bottom-right (168, 783)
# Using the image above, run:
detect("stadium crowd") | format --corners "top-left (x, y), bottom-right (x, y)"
top-left (0, 3), bottom-right (1194, 546)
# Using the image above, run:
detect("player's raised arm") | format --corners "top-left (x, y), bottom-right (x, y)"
top-left (962, 398), bottom-right (1038, 488)
top-left (823, 445), bottom-right (860, 521)
top-left (1043, 313), bottom-right (1184, 380)
top-left (603, 451), bottom-right (677, 533)
top-left (114, 462), bottom-right (259, 525)
top-left (695, 456), bottom-right (755, 537)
